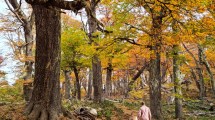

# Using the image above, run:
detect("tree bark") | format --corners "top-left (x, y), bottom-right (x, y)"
top-left (64, 70), bottom-right (71, 99)
top-left (185, 62), bottom-right (201, 91)
top-left (200, 46), bottom-right (215, 96)
top-left (128, 63), bottom-right (148, 92)
top-left (87, 0), bottom-right (103, 103)
top-left (173, 45), bottom-right (183, 119)
top-left (106, 60), bottom-right (112, 97)
top-left (24, 5), bottom-right (62, 120)
top-left (92, 55), bottom-right (102, 102)
top-left (73, 66), bottom-right (81, 100)
top-left (149, 13), bottom-right (163, 120)
top-left (183, 43), bottom-right (206, 99)
top-left (197, 45), bottom-right (206, 99)
top-left (7, 0), bottom-right (35, 102)
top-left (87, 68), bottom-right (93, 99)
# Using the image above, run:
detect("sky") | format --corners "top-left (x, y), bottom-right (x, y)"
top-left (0, 1), bottom-right (18, 84)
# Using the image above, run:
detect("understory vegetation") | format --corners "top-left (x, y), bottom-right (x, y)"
top-left (0, 81), bottom-right (214, 120)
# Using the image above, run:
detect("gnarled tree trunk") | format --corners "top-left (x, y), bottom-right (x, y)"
top-left (24, 6), bottom-right (62, 120)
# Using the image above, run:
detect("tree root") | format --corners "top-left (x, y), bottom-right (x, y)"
top-left (24, 103), bottom-right (76, 120)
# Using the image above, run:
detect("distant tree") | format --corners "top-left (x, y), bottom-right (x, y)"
top-left (61, 27), bottom-right (90, 100)
top-left (0, 56), bottom-right (6, 79)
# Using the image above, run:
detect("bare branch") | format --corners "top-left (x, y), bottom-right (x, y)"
top-left (5, 0), bottom-right (24, 24)
top-left (115, 37), bottom-right (142, 46)
top-left (182, 43), bottom-right (199, 64)
top-left (95, 0), bottom-right (101, 6)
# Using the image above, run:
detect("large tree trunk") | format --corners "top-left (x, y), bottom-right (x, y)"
top-left (106, 61), bottom-right (112, 97)
top-left (87, 0), bottom-right (103, 102)
top-left (87, 68), bottom-right (93, 99)
top-left (149, 51), bottom-right (162, 119)
top-left (24, 6), bottom-right (62, 120)
top-left (64, 70), bottom-right (71, 99)
top-left (149, 14), bottom-right (162, 120)
top-left (73, 66), bottom-right (81, 100)
top-left (173, 45), bottom-right (183, 119)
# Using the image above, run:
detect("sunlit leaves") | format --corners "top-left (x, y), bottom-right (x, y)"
top-left (61, 28), bottom-right (91, 69)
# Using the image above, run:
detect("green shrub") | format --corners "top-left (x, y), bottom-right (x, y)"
top-left (0, 81), bottom-right (23, 103)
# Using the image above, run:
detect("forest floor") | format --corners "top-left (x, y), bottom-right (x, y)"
top-left (0, 98), bottom-right (215, 120)
top-left (0, 82), bottom-right (215, 120)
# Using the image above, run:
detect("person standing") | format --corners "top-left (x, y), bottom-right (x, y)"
top-left (138, 101), bottom-right (152, 120)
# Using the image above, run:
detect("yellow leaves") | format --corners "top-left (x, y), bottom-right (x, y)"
top-left (205, 49), bottom-right (215, 62)
top-left (129, 89), bottom-right (144, 99)
top-left (170, 0), bottom-right (178, 5)
top-left (153, 6), bottom-right (162, 13)
top-left (101, 0), bottom-right (112, 5)
top-left (197, 6), bottom-right (206, 13)
top-left (61, 14), bottom-right (81, 29)
top-left (195, 32), bottom-right (207, 39)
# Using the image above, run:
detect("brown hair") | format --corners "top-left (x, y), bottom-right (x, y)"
top-left (141, 101), bottom-right (145, 105)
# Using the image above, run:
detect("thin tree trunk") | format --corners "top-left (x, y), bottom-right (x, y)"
top-left (7, 0), bottom-right (35, 102)
top-left (64, 70), bottom-right (71, 99)
top-left (200, 46), bottom-right (215, 96)
top-left (73, 66), bottom-right (81, 100)
top-left (87, 0), bottom-right (103, 103)
top-left (106, 60), bottom-right (112, 97)
top-left (24, 6), bottom-right (62, 119)
top-left (183, 43), bottom-right (205, 99)
top-left (185, 62), bottom-right (201, 91)
top-left (173, 45), bottom-right (183, 119)
top-left (87, 68), bottom-right (93, 99)
top-left (128, 63), bottom-right (148, 92)
top-left (198, 45), bottom-right (206, 99)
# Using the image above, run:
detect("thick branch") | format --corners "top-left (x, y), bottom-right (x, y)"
top-left (50, 0), bottom-right (85, 12)
top-left (25, 0), bottom-right (86, 13)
